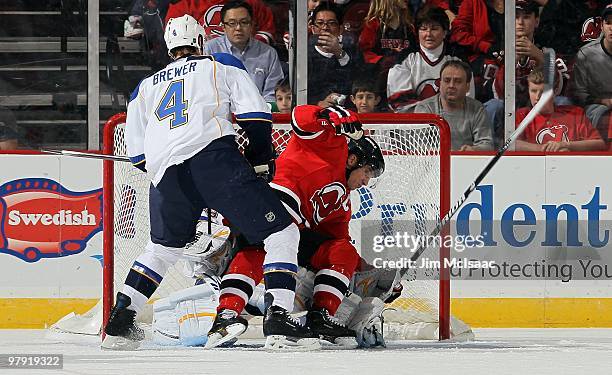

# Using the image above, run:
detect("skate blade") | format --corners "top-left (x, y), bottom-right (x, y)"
top-left (320, 336), bottom-right (358, 350)
top-left (101, 334), bottom-right (141, 351)
top-left (264, 335), bottom-right (321, 351)
top-left (204, 323), bottom-right (247, 349)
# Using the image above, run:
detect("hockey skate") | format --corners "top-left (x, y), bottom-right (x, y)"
top-left (205, 309), bottom-right (248, 349)
top-left (307, 308), bottom-right (358, 349)
top-left (263, 306), bottom-right (321, 351)
top-left (101, 292), bottom-right (145, 350)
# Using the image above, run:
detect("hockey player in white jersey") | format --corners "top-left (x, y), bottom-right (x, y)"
top-left (102, 14), bottom-right (307, 350)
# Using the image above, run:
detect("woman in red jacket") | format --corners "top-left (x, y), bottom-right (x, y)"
top-left (449, 0), bottom-right (504, 101)
top-left (427, 0), bottom-right (463, 24)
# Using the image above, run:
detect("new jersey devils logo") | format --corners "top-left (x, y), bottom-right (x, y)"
top-left (202, 5), bottom-right (225, 37)
top-left (416, 78), bottom-right (441, 101)
top-left (310, 182), bottom-right (349, 224)
top-left (536, 125), bottom-right (570, 144)
top-left (581, 16), bottom-right (602, 43)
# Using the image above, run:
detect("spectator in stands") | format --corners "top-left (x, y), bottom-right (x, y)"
top-left (274, 79), bottom-right (292, 114)
top-left (0, 107), bottom-right (19, 150)
top-left (580, 1), bottom-right (608, 45)
top-left (387, 7), bottom-right (472, 112)
top-left (125, 0), bottom-right (174, 70)
top-left (535, 0), bottom-right (595, 59)
top-left (516, 70), bottom-right (605, 152)
top-left (427, 0), bottom-right (463, 24)
top-left (165, 0), bottom-right (275, 44)
top-left (350, 79), bottom-right (382, 113)
top-left (307, 1), bottom-right (362, 106)
top-left (359, 0), bottom-right (417, 78)
top-left (415, 60), bottom-right (493, 150)
top-left (486, 1), bottom-right (568, 147)
top-left (450, 0), bottom-right (504, 102)
top-left (204, 1), bottom-right (284, 102)
top-left (571, 3), bottom-right (612, 144)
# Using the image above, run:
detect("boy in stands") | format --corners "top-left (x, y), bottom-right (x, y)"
top-left (274, 80), bottom-right (292, 114)
top-left (350, 80), bottom-right (382, 113)
top-left (515, 69), bottom-right (605, 152)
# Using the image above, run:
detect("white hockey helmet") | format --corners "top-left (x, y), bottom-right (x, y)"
top-left (164, 14), bottom-right (205, 57)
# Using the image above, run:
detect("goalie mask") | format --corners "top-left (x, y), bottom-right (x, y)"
top-left (164, 14), bottom-right (205, 58)
top-left (347, 136), bottom-right (385, 179)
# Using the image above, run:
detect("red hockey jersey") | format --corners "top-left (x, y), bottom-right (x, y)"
top-left (516, 105), bottom-right (602, 144)
top-left (269, 105), bottom-right (351, 239)
top-left (165, 0), bottom-right (275, 43)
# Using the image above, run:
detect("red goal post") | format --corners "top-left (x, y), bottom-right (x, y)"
top-left (102, 112), bottom-right (452, 340)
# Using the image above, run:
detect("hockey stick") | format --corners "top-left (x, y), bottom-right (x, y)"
top-left (41, 149), bottom-right (130, 162)
top-left (378, 51), bottom-right (557, 299)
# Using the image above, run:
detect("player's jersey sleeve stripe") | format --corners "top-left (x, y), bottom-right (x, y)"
top-left (291, 110), bottom-right (324, 139)
top-left (270, 182), bottom-right (307, 226)
top-left (211, 52), bottom-right (247, 71)
top-left (236, 112), bottom-right (273, 122)
top-left (129, 153), bottom-right (145, 166)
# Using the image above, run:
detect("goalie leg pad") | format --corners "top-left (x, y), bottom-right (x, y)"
top-left (152, 297), bottom-right (179, 346)
top-left (170, 284), bottom-right (219, 346)
top-left (347, 297), bottom-right (387, 348)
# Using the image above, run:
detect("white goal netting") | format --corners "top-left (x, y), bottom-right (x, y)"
top-left (51, 113), bottom-right (473, 342)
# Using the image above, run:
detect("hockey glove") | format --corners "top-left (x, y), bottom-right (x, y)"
top-left (319, 105), bottom-right (363, 140)
top-left (244, 144), bottom-right (277, 183)
top-left (252, 159), bottom-right (276, 183)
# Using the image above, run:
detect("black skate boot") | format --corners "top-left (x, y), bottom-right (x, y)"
top-left (101, 292), bottom-right (145, 350)
top-left (307, 308), bottom-right (358, 349)
top-left (263, 305), bottom-right (321, 351)
top-left (205, 309), bottom-right (248, 349)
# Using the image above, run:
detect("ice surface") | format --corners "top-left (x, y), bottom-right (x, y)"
top-left (1, 329), bottom-right (611, 375)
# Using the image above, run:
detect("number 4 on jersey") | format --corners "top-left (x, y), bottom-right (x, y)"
top-left (155, 80), bottom-right (188, 128)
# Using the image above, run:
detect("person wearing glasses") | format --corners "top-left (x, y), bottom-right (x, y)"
top-left (205, 0), bottom-right (284, 102)
top-left (308, 1), bottom-right (363, 107)
top-left (165, 0), bottom-right (275, 44)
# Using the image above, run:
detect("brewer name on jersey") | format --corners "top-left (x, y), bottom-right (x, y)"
top-left (153, 61), bottom-right (199, 85)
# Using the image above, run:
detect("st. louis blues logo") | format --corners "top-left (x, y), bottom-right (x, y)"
top-left (0, 178), bottom-right (102, 262)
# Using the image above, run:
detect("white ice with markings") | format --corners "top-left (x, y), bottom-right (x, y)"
top-left (1, 329), bottom-right (611, 375)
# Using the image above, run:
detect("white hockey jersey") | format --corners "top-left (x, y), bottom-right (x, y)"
top-left (126, 53), bottom-right (272, 186)
top-left (387, 45), bottom-right (474, 113)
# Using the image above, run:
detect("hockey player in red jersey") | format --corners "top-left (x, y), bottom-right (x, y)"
top-left (165, 0), bottom-right (275, 44)
top-left (206, 105), bottom-right (386, 349)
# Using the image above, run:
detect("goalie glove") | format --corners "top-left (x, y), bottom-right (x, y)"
top-left (319, 105), bottom-right (363, 140)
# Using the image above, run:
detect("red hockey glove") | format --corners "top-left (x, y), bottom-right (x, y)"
top-left (319, 105), bottom-right (363, 140)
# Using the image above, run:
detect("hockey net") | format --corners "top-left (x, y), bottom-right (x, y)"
top-left (52, 112), bottom-right (473, 342)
